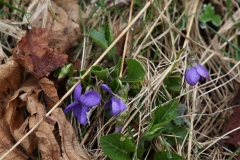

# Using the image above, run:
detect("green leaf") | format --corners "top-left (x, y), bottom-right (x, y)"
top-left (212, 15), bottom-right (221, 26)
top-left (203, 4), bottom-right (214, 15)
top-left (66, 77), bottom-right (78, 90)
top-left (164, 74), bottom-right (182, 93)
top-left (89, 25), bottom-right (117, 64)
top-left (100, 133), bottom-right (135, 160)
top-left (137, 99), bottom-right (178, 159)
top-left (173, 104), bottom-right (187, 126)
top-left (149, 99), bottom-right (178, 130)
top-left (53, 64), bottom-right (74, 79)
top-left (167, 125), bottom-right (188, 146)
top-left (200, 3), bottom-right (221, 27)
top-left (200, 13), bottom-right (212, 22)
top-left (109, 79), bottom-right (120, 93)
top-left (79, 69), bottom-right (91, 83)
top-left (141, 126), bottom-right (165, 142)
top-left (91, 66), bottom-right (110, 82)
top-left (112, 57), bottom-right (122, 78)
top-left (103, 24), bottom-right (117, 64)
top-left (121, 59), bottom-right (146, 83)
top-left (88, 27), bottom-right (108, 50)
top-left (154, 151), bottom-right (186, 160)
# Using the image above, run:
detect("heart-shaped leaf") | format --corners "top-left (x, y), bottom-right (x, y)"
top-left (100, 133), bottom-right (135, 160)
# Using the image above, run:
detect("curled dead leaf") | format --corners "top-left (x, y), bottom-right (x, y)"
top-left (36, 108), bottom-right (89, 160)
top-left (54, 0), bottom-right (81, 25)
top-left (30, 0), bottom-right (82, 52)
top-left (36, 121), bottom-right (63, 159)
top-left (0, 58), bottom-right (23, 117)
top-left (4, 75), bottom-right (89, 159)
top-left (5, 75), bottom-right (44, 157)
top-left (13, 28), bottom-right (68, 78)
top-left (224, 86), bottom-right (240, 148)
top-left (39, 77), bottom-right (59, 109)
top-left (0, 118), bottom-right (29, 159)
top-left (43, 115), bottom-right (56, 125)
top-left (223, 105), bottom-right (240, 147)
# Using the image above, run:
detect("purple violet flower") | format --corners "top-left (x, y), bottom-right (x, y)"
top-left (100, 84), bottom-right (127, 116)
top-left (185, 63), bottom-right (209, 86)
top-left (115, 126), bottom-right (123, 133)
top-left (64, 83), bottom-right (101, 125)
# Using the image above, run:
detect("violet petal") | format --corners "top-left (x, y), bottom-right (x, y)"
top-left (118, 99), bottom-right (127, 112)
top-left (74, 83), bottom-right (82, 102)
top-left (104, 98), bottom-right (112, 109)
top-left (80, 90), bottom-right (101, 107)
top-left (100, 84), bottom-right (113, 95)
top-left (185, 67), bottom-right (200, 86)
top-left (64, 102), bottom-right (79, 113)
top-left (196, 63), bottom-right (209, 78)
top-left (110, 97), bottom-right (121, 116)
top-left (115, 126), bottom-right (122, 133)
top-left (73, 105), bottom-right (89, 125)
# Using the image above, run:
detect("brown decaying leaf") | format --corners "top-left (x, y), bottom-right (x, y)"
top-left (36, 108), bottom-right (89, 160)
top-left (43, 115), bottom-right (56, 125)
top-left (54, 0), bottom-right (81, 25)
top-left (0, 118), bottom-right (29, 159)
top-left (0, 58), bottom-right (23, 117)
top-left (35, 121), bottom-right (63, 159)
top-left (5, 75), bottom-right (44, 157)
top-left (39, 77), bottom-right (59, 109)
top-left (223, 87), bottom-right (240, 148)
top-left (4, 75), bottom-right (89, 159)
top-left (223, 105), bottom-right (240, 147)
top-left (31, 0), bottom-right (82, 52)
top-left (13, 28), bottom-right (68, 78)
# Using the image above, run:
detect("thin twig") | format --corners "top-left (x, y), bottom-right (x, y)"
top-left (119, 0), bottom-right (134, 78)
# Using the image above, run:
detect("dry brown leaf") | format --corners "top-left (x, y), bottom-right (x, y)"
top-left (5, 75), bottom-right (88, 159)
top-left (0, 58), bottom-right (23, 117)
top-left (0, 118), bottom-right (29, 159)
top-left (36, 108), bottom-right (89, 160)
top-left (54, 0), bottom-right (81, 25)
top-left (223, 87), bottom-right (240, 148)
top-left (31, 1), bottom-right (82, 52)
top-left (13, 28), bottom-right (68, 78)
top-left (36, 121), bottom-right (63, 160)
top-left (52, 109), bottom-right (89, 160)
top-left (5, 75), bottom-right (44, 157)
top-left (39, 77), bottom-right (59, 109)
top-left (223, 105), bottom-right (240, 147)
